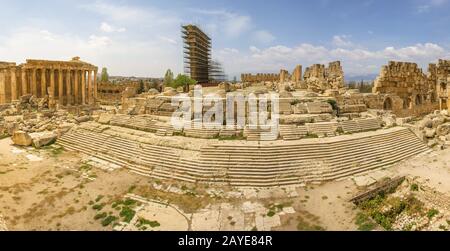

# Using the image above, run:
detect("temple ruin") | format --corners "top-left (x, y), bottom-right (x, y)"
top-left (0, 57), bottom-right (98, 108)
top-left (303, 61), bottom-right (345, 93)
top-left (2, 57), bottom-right (450, 187)
top-left (366, 60), bottom-right (450, 117)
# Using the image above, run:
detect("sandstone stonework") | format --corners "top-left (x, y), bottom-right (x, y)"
top-left (12, 130), bottom-right (32, 146)
top-left (303, 61), bottom-right (344, 93)
top-left (0, 57), bottom-right (98, 107)
top-left (30, 132), bottom-right (57, 148)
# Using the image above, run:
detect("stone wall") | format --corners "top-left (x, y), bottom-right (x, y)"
top-left (241, 73), bottom-right (280, 83)
top-left (0, 57), bottom-right (98, 108)
top-left (432, 60), bottom-right (450, 110)
top-left (303, 61), bottom-right (344, 93)
top-left (98, 82), bottom-right (139, 104)
top-left (291, 65), bottom-right (302, 82)
top-left (370, 60), bottom-right (445, 117)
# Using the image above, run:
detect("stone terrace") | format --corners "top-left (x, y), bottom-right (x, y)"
top-left (58, 124), bottom-right (429, 187)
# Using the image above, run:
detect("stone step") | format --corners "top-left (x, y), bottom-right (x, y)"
top-left (203, 129), bottom-right (414, 149)
top-left (57, 127), bottom-right (428, 187)
top-left (198, 141), bottom-right (427, 170)
top-left (200, 131), bottom-right (419, 156)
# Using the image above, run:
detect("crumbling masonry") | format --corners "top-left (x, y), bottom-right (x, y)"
top-left (0, 57), bottom-right (98, 108)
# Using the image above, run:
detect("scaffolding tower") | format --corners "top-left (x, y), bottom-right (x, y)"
top-left (209, 60), bottom-right (228, 83)
top-left (182, 24), bottom-right (211, 84)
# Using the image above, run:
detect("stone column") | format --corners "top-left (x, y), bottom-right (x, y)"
top-left (40, 69), bottom-right (47, 98)
top-left (66, 69), bottom-right (72, 105)
top-left (31, 68), bottom-right (37, 96)
top-left (93, 69), bottom-right (98, 102)
top-left (0, 70), bottom-right (5, 103)
top-left (81, 70), bottom-right (86, 105)
top-left (74, 70), bottom-right (79, 105)
top-left (87, 70), bottom-right (92, 104)
top-left (49, 69), bottom-right (55, 107)
top-left (21, 69), bottom-right (28, 95)
top-left (58, 69), bottom-right (64, 106)
top-left (10, 68), bottom-right (17, 100)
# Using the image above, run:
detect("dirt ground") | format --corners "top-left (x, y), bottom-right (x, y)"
top-left (0, 137), bottom-right (449, 231)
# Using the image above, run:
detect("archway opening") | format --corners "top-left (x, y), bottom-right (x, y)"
top-left (383, 97), bottom-right (393, 110)
top-left (403, 98), bottom-right (412, 109)
top-left (440, 82), bottom-right (447, 92)
top-left (415, 95), bottom-right (422, 105)
top-left (431, 92), bottom-right (437, 103)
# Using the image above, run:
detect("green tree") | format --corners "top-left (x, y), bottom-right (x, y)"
top-left (100, 67), bottom-right (109, 82)
top-left (164, 69), bottom-right (174, 86)
top-left (138, 80), bottom-right (145, 94)
top-left (172, 74), bottom-right (197, 89)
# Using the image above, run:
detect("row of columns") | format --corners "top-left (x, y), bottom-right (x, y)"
top-left (0, 67), bottom-right (97, 106)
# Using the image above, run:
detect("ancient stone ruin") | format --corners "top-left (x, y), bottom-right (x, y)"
top-left (0, 57), bottom-right (98, 109)
top-left (2, 56), bottom-right (450, 188)
top-left (303, 61), bottom-right (344, 93)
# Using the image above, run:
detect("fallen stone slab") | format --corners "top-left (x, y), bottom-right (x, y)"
top-left (353, 175), bottom-right (377, 187)
top-left (12, 130), bottom-right (32, 146)
top-left (30, 131), bottom-right (57, 148)
top-left (98, 113), bottom-right (114, 124)
top-left (75, 115), bottom-right (91, 123)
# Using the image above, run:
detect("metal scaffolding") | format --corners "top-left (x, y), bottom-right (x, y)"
top-left (182, 24), bottom-right (211, 84)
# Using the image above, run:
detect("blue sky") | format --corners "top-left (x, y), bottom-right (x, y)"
top-left (0, 0), bottom-right (449, 79)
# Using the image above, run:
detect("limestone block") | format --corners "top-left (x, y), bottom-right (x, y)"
top-left (432, 117), bottom-right (445, 128)
top-left (418, 118), bottom-right (433, 129)
top-left (12, 130), bottom-right (32, 146)
top-left (424, 128), bottom-right (436, 138)
top-left (30, 132), bottom-right (57, 148)
top-left (353, 175), bottom-right (377, 187)
top-left (98, 113), bottom-right (114, 124)
top-left (57, 123), bottom-right (75, 136)
top-left (5, 122), bottom-right (18, 135)
top-left (427, 139), bottom-right (438, 147)
top-left (436, 123), bottom-right (450, 136)
top-left (75, 115), bottom-right (91, 123)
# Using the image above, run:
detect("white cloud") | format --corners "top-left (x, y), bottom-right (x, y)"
top-left (88, 35), bottom-right (112, 47)
top-left (249, 46), bottom-right (260, 53)
top-left (158, 36), bottom-right (177, 45)
top-left (189, 8), bottom-right (252, 38)
top-left (0, 26), bottom-right (182, 77)
top-left (100, 22), bottom-right (126, 33)
top-left (430, 0), bottom-right (448, 6)
top-left (217, 48), bottom-right (239, 55)
top-left (416, 5), bottom-right (431, 13)
top-left (415, 0), bottom-right (448, 13)
top-left (332, 35), bottom-right (354, 48)
top-left (252, 30), bottom-right (276, 44)
top-left (215, 41), bottom-right (450, 78)
top-left (81, 0), bottom-right (181, 27)
top-left (81, 1), bottom-right (150, 22)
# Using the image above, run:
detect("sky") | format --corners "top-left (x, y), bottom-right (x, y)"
top-left (0, 0), bottom-right (450, 80)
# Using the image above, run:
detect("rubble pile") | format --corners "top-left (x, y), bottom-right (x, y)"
top-left (0, 96), bottom-right (93, 148)
top-left (412, 110), bottom-right (450, 148)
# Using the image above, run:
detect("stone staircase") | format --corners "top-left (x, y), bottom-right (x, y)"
top-left (340, 120), bottom-right (361, 133)
top-left (306, 122), bottom-right (339, 136)
top-left (243, 126), bottom-right (279, 141)
top-left (340, 118), bottom-right (381, 133)
top-left (199, 128), bottom-right (429, 186)
top-left (279, 125), bottom-right (308, 140)
top-left (356, 118), bottom-right (381, 131)
top-left (109, 115), bottom-right (174, 135)
top-left (219, 127), bottom-right (242, 137)
top-left (58, 127), bottom-right (429, 187)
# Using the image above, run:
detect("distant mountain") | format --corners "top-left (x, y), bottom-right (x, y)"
top-left (345, 74), bottom-right (378, 82)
